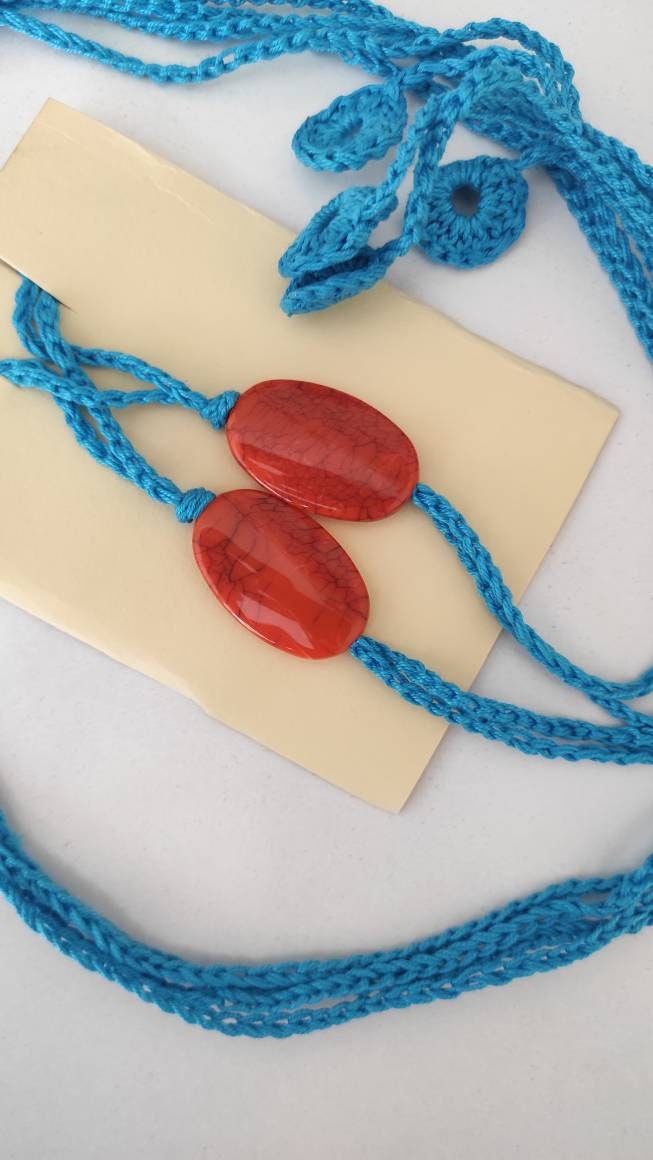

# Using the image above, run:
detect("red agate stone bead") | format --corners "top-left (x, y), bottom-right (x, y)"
top-left (193, 489), bottom-right (369, 659)
top-left (226, 379), bottom-right (418, 521)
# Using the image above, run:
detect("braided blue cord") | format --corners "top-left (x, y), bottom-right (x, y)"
top-left (350, 484), bottom-right (653, 768)
top-left (0, 279), bottom-right (238, 522)
top-left (0, 808), bottom-right (651, 1037)
top-left (0, 0), bottom-right (650, 350)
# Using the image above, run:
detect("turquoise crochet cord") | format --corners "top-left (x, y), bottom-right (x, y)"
top-left (1, 813), bottom-right (651, 1038)
top-left (0, 2), bottom-right (651, 1036)
top-left (0, 0), bottom-right (651, 353)
top-left (1, 275), bottom-right (652, 1036)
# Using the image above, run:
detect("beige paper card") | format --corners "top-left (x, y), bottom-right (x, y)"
top-left (0, 101), bottom-right (617, 810)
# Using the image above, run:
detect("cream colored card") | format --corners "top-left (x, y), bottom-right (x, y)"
top-left (0, 100), bottom-right (617, 810)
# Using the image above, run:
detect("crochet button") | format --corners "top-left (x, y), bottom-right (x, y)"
top-left (226, 379), bottom-right (418, 520)
top-left (193, 489), bottom-right (369, 659)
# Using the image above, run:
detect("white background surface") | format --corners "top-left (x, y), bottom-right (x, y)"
top-left (0, 2), bottom-right (652, 1157)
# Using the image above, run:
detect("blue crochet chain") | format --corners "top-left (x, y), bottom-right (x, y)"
top-left (0, 2), bottom-right (652, 1038)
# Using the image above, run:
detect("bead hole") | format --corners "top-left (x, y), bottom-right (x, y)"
top-left (451, 183), bottom-right (481, 217)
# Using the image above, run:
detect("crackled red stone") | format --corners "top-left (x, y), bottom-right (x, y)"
top-left (193, 489), bottom-right (369, 658)
top-left (226, 379), bottom-right (419, 521)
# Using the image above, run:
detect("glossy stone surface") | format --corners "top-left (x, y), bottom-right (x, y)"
top-left (193, 489), bottom-right (369, 659)
top-left (226, 379), bottom-right (419, 520)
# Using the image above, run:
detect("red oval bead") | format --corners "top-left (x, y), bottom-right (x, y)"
top-left (226, 379), bottom-right (418, 521)
top-left (193, 490), bottom-right (369, 659)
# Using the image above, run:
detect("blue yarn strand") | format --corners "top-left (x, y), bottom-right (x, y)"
top-left (0, 807), bottom-right (651, 1037)
top-left (0, 0), bottom-right (650, 348)
top-left (0, 279), bottom-right (238, 521)
top-left (411, 485), bottom-right (653, 714)
top-left (350, 483), bottom-right (653, 767)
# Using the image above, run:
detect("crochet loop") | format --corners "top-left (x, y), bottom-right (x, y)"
top-left (418, 156), bottom-right (529, 268)
top-left (292, 80), bottom-right (409, 172)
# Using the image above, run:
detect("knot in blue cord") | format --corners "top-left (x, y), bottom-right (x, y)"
top-left (199, 390), bottom-right (239, 429)
top-left (0, 280), bottom-right (233, 518)
top-left (175, 487), bottom-right (216, 523)
top-left (418, 156), bottom-right (529, 268)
